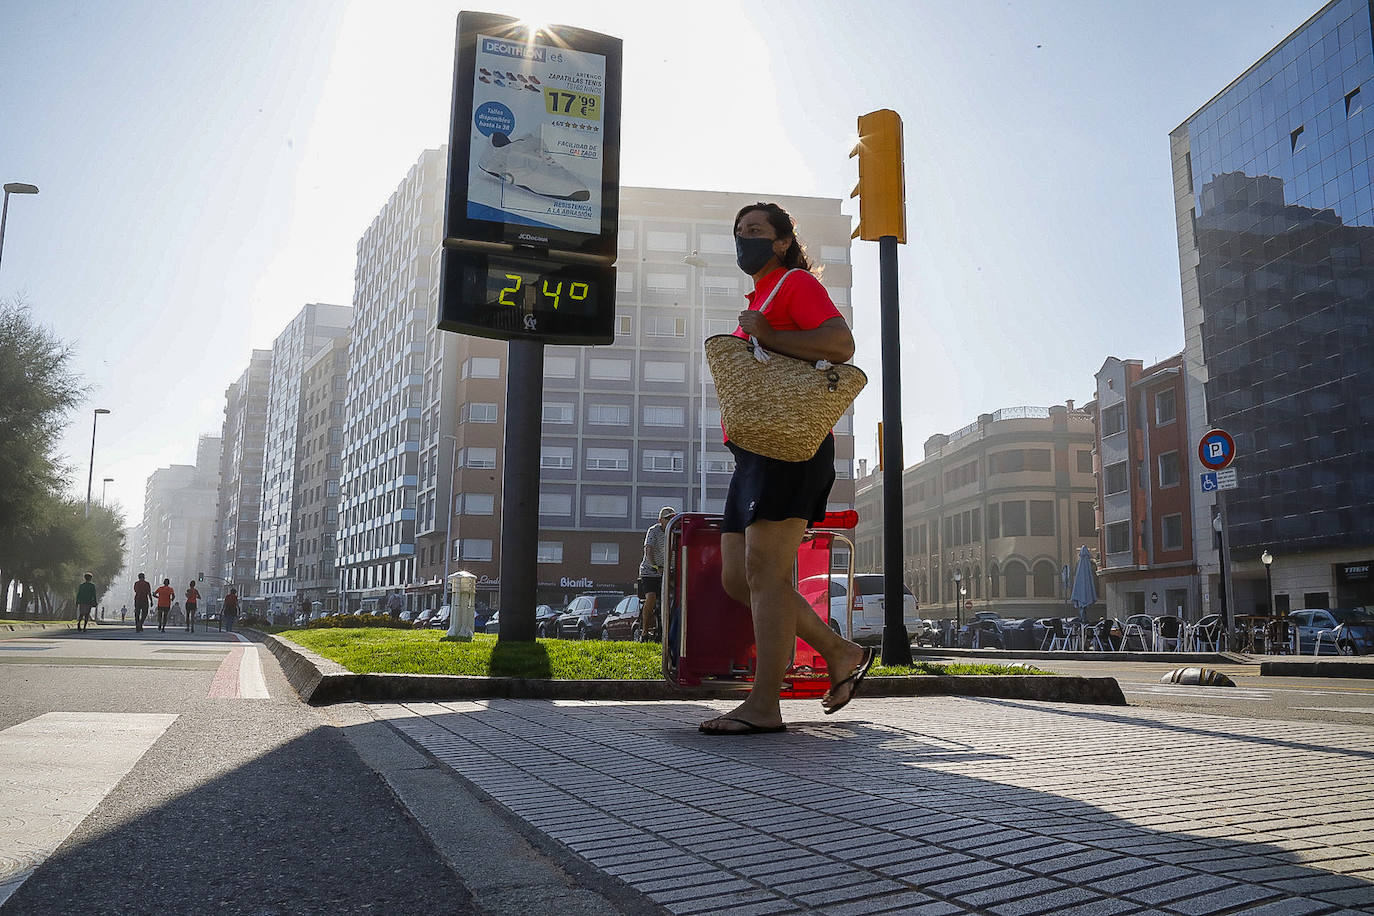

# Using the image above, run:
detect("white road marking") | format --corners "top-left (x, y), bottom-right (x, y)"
top-left (230, 632), bottom-right (269, 698)
top-left (1291, 706), bottom-right (1374, 714)
top-left (0, 712), bottom-right (176, 906)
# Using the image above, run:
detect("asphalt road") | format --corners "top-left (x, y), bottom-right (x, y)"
top-left (0, 623), bottom-right (656, 916)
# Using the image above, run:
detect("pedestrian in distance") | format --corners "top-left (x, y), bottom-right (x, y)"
top-left (120, 605), bottom-right (127, 623)
top-left (75, 573), bottom-right (97, 633)
top-left (638, 507), bottom-right (675, 641)
top-left (184, 581), bottom-right (200, 632)
top-left (698, 202), bottom-right (874, 736)
top-left (222, 588), bottom-right (239, 633)
top-left (387, 589), bottom-right (404, 619)
top-left (133, 573), bottom-right (152, 632)
top-left (153, 578), bottom-right (175, 633)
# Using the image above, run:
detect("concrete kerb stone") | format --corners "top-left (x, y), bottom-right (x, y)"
top-left (912, 647), bottom-right (1246, 664)
top-left (1260, 657), bottom-right (1374, 679)
top-left (252, 630), bottom-right (1128, 707)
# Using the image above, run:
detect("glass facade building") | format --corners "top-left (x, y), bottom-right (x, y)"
top-left (1172, 0), bottom-right (1374, 609)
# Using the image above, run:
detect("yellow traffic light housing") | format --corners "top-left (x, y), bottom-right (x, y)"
top-left (849, 109), bottom-right (906, 243)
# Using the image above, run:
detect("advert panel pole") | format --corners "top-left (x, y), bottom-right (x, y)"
top-left (498, 339), bottom-right (543, 642)
top-left (879, 234), bottom-right (912, 666)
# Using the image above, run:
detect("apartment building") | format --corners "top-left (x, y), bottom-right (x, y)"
top-left (853, 404), bottom-right (1097, 623)
top-left (212, 349), bottom-right (271, 598)
top-left (1087, 355), bottom-right (1199, 619)
top-left (141, 436), bottom-right (221, 592)
top-left (293, 337), bottom-right (349, 610)
top-left (257, 303), bottom-right (352, 612)
top-left (338, 148), bottom-right (444, 607)
top-left (411, 186), bottom-right (858, 611)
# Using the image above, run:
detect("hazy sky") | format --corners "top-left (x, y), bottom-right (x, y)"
top-left (2, 0), bottom-right (1317, 525)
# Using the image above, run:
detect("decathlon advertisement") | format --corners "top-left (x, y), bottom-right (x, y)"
top-left (466, 33), bottom-right (606, 235)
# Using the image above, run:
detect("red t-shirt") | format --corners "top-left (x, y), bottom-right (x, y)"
top-left (153, 585), bottom-right (176, 608)
top-left (732, 267), bottom-right (842, 339)
top-left (133, 580), bottom-right (151, 602)
top-left (185, 587), bottom-right (200, 605)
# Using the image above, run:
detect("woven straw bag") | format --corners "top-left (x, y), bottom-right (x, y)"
top-left (704, 270), bottom-right (867, 462)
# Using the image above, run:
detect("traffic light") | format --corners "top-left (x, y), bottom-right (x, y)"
top-left (849, 109), bottom-right (906, 243)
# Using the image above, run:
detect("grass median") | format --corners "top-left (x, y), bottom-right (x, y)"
top-left (283, 628), bottom-right (1042, 680)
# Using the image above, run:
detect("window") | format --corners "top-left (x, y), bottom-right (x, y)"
top-left (537, 542), bottom-right (563, 563)
top-left (543, 402), bottom-right (574, 424)
top-left (643, 405), bottom-right (685, 426)
top-left (615, 314), bottom-right (632, 336)
top-left (590, 543), bottom-right (619, 564)
top-left (540, 446), bottom-right (573, 469)
top-left (460, 539), bottom-right (493, 561)
top-left (1106, 521), bottom-right (1131, 554)
top-left (1161, 513), bottom-right (1184, 551)
top-left (1003, 561), bottom-right (1027, 598)
top-left (588, 404), bottom-right (630, 425)
top-left (646, 230), bottom-right (687, 251)
top-left (703, 317), bottom-right (737, 335)
top-left (704, 451), bottom-right (733, 473)
top-left (1001, 501), bottom-right (1027, 537)
top-left (463, 357), bottom-right (501, 379)
top-left (463, 402), bottom-right (498, 423)
top-left (1077, 501), bottom-right (1097, 538)
top-left (820, 245), bottom-right (849, 264)
top-left (585, 494), bottom-right (627, 517)
top-left (834, 459), bottom-right (852, 479)
top-left (461, 447), bottom-right (496, 469)
top-left (1077, 450), bottom-right (1093, 473)
top-left (1346, 86), bottom-right (1363, 117)
top-left (544, 356), bottom-right (577, 379)
top-left (1105, 461), bottom-right (1128, 495)
top-left (1155, 389), bottom-right (1176, 425)
top-left (825, 286), bottom-right (849, 305)
top-left (986, 503), bottom-right (1000, 539)
top-left (642, 449), bottom-right (684, 472)
top-left (643, 360), bottom-right (685, 382)
top-left (1101, 403), bottom-right (1125, 437)
top-left (618, 228), bottom-right (636, 250)
top-left (616, 271), bottom-right (635, 292)
top-left (1033, 561), bottom-right (1057, 598)
top-left (643, 316), bottom-right (687, 338)
top-left (989, 450), bottom-right (1051, 473)
top-left (586, 447), bottom-right (629, 471)
top-left (698, 232), bottom-right (733, 254)
top-left (463, 493), bottom-right (495, 515)
top-left (701, 275), bottom-right (738, 296)
top-left (539, 492), bottom-right (572, 515)
top-left (1290, 125), bottom-right (1306, 153)
top-left (1158, 451), bottom-right (1180, 488)
top-left (589, 358), bottom-right (631, 380)
top-left (326, 480), bottom-right (339, 497)
top-left (1028, 500), bottom-right (1054, 536)
top-left (645, 273), bottom-right (686, 291)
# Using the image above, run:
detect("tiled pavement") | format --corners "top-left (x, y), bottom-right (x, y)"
top-left (374, 696), bottom-right (1374, 916)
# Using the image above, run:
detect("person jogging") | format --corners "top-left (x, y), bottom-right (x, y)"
top-left (75, 573), bottom-right (97, 633)
top-left (133, 574), bottom-right (152, 632)
top-left (222, 588), bottom-right (239, 632)
top-left (184, 581), bottom-right (200, 632)
top-left (153, 578), bottom-right (176, 633)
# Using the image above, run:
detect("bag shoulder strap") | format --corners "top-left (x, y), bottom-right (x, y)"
top-left (756, 268), bottom-right (805, 316)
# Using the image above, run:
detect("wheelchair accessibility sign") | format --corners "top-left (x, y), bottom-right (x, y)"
top-left (1200, 468), bottom-right (1237, 492)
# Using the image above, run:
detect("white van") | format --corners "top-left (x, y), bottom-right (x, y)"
top-left (799, 574), bottom-right (921, 646)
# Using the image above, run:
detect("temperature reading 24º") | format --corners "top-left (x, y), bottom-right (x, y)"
top-left (544, 88), bottom-right (601, 121)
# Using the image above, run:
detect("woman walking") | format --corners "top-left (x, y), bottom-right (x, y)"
top-left (698, 202), bottom-right (875, 736)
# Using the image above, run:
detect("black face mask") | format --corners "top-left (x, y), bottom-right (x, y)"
top-left (735, 236), bottom-right (777, 275)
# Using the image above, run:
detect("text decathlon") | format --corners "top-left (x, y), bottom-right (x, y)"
top-left (482, 39), bottom-right (545, 61)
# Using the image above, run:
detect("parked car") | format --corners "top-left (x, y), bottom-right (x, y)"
top-left (398, 610), bottom-right (415, 624)
top-left (535, 605), bottom-right (562, 638)
top-left (483, 612), bottom-right (500, 634)
top-left (798, 574), bottom-right (921, 646)
top-left (556, 594), bottom-right (626, 640)
top-left (1289, 608), bottom-right (1373, 655)
top-left (429, 605), bottom-right (452, 629)
top-left (600, 595), bottom-right (644, 641)
top-left (911, 618), bottom-right (942, 647)
top-left (413, 608), bottom-right (436, 628)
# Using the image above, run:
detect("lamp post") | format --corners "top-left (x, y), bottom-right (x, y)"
top-left (442, 434), bottom-right (458, 615)
top-left (0, 182), bottom-right (40, 272)
top-left (684, 252), bottom-right (710, 511)
top-left (85, 409), bottom-right (111, 518)
top-left (101, 477), bottom-right (114, 504)
top-left (1261, 548), bottom-right (1274, 616)
top-left (953, 570), bottom-right (963, 630)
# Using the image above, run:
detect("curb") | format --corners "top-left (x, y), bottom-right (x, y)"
top-left (0, 620), bottom-right (69, 632)
top-left (254, 631), bottom-right (1127, 707)
top-left (912, 647), bottom-right (1247, 664)
top-left (1260, 658), bottom-right (1374, 679)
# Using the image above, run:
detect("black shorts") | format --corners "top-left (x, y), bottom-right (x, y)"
top-left (723, 433), bottom-right (835, 534)
top-left (637, 575), bottom-right (662, 599)
top-left (134, 600), bottom-right (149, 610)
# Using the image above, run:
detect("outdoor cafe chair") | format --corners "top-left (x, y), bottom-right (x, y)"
top-left (1265, 617), bottom-right (1296, 655)
top-left (1040, 617), bottom-right (1070, 651)
top-left (1083, 617), bottom-right (1112, 651)
top-left (1153, 615), bottom-right (1186, 652)
top-left (1314, 623), bottom-right (1347, 656)
top-left (1121, 615), bottom-right (1153, 651)
top-left (1188, 614), bottom-right (1223, 652)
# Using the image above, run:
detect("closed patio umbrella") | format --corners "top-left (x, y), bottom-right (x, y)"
top-left (1070, 545), bottom-right (1098, 625)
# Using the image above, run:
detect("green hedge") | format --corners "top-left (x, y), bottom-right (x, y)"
top-left (304, 612), bottom-right (411, 630)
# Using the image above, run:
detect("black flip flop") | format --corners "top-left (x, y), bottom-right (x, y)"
top-left (822, 647), bottom-right (877, 715)
top-left (698, 716), bottom-right (787, 735)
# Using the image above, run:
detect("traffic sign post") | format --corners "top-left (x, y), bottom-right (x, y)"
top-left (1198, 429), bottom-right (1238, 641)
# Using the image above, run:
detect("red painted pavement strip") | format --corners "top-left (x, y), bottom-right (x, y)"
top-left (207, 645), bottom-right (244, 698)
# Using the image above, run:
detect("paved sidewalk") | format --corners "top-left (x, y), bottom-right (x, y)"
top-left (374, 696), bottom-right (1374, 916)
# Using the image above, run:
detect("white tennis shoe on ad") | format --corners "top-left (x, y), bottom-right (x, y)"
top-left (478, 132), bottom-right (591, 201)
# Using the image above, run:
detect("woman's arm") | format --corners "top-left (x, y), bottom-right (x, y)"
top-left (736, 313), bottom-right (855, 363)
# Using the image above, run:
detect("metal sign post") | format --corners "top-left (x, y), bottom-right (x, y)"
top-left (1199, 429), bottom-right (1238, 641)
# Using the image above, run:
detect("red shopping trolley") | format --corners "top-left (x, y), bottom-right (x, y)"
top-left (660, 512), bottom-right (856, 698)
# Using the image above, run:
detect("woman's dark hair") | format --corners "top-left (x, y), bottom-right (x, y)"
top-left (733, 202), bottom-right (813, 272)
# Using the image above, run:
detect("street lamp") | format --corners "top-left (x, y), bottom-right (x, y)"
top-left (0, 182), bottom-right (40, 272)
top-left (684, 252), bottom-right (710, 511)
top-left (952, 570), bottom-right (963, 630)
top-left (1261, 548), bottom-right (1274, 617)
top-left (101, 477), bottom-right (114, 504)
top-left (442, 433), bottom-right (458, 620)
top-left (85, 408), bottom-right (111, 518)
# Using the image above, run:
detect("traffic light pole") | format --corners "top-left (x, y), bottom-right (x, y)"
top-left (878, 235), bottom-right (912, 666)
